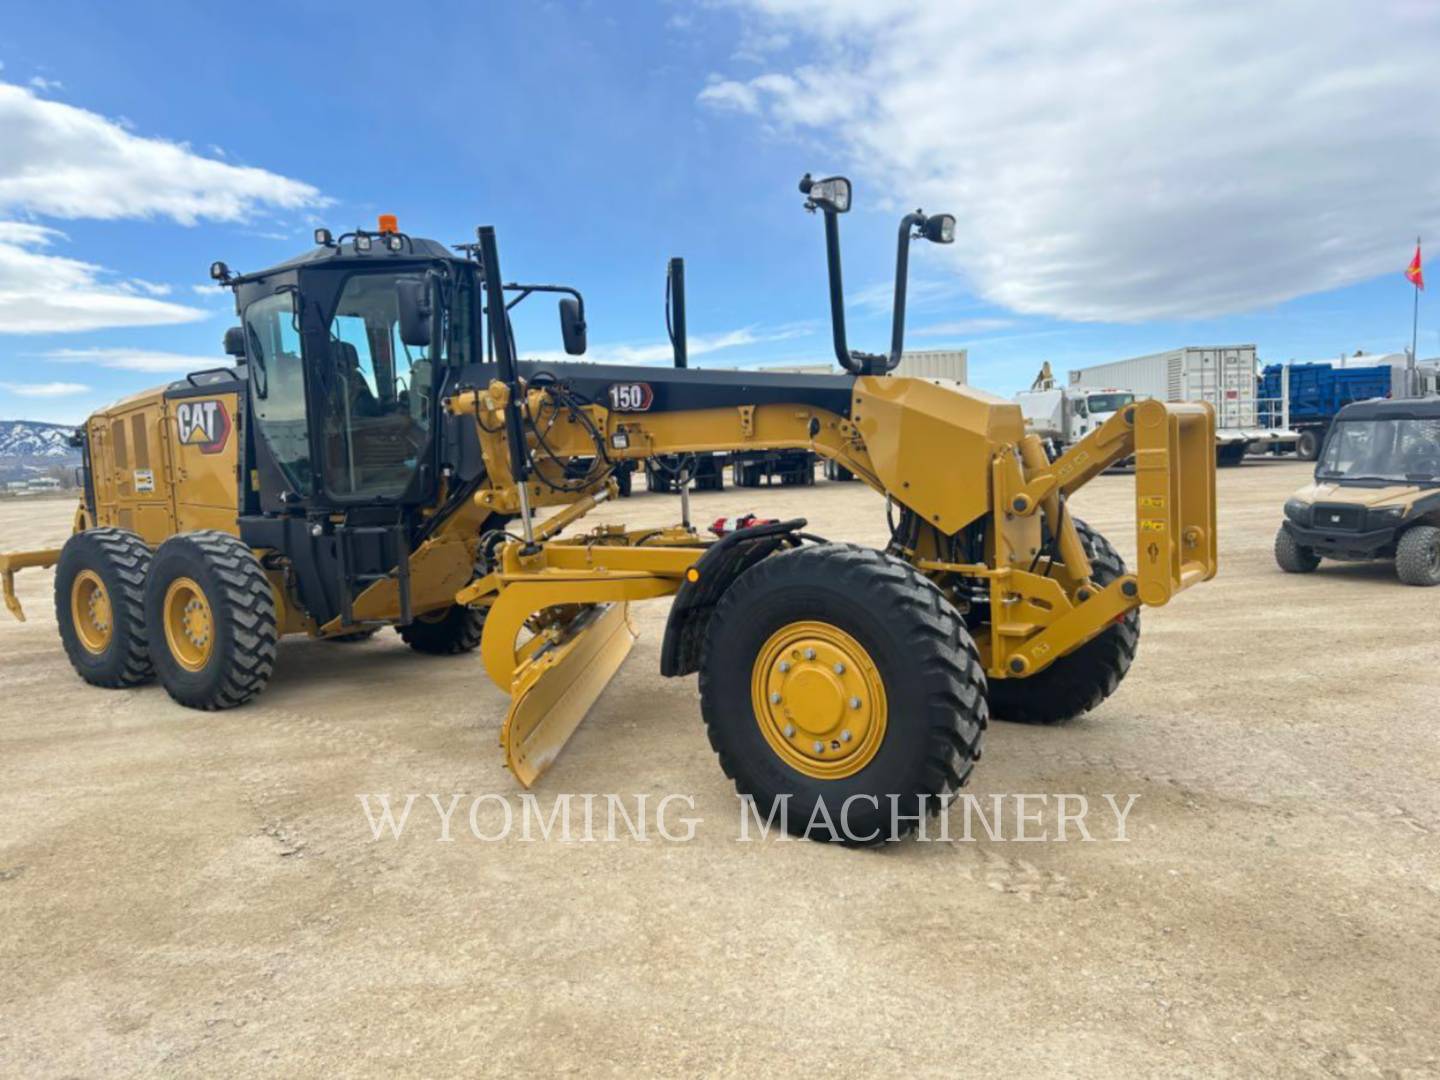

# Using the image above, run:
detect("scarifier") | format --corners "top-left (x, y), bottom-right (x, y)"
top-left (0, 177), bottom-right (1218, 841)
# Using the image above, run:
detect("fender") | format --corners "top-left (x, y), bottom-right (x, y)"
top-left (659, 517), bottom-right (808, 677)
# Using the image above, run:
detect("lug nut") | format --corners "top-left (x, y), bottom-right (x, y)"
top-left (769, 692), bottom-right (782, 704)
top-left (833, 662), bottom-right (845, 674)
top-left (813, 741), bottom-right (824, 753)
top-left (841, 730), bottom-right (853, 743)
top-left (849, 697), bottom-right (861, 709)
top-left (784, 724), bottom-right (796, 737)
top-left (779, 661), bottom-right (791, 673)
top-left (804, 648), bottom-right (816, 660)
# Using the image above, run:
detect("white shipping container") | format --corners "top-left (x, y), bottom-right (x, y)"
top-left (899, 349), bottom-right (968, 383)
top-left (1068, 345), bottom-right (1294, 453)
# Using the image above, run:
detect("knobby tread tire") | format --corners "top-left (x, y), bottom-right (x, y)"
top-left (1395, 524), bottom-right (1440, 586)
top-left (54, 527), bottom-right (154, 688)
top-left (699, 542), bottom-right (987, 844)
top-left (987, 519), bottom-right (1140, 726)
top-left (144, 530), bottom-right (278, 710)
top-left (1274, 526), bottom-right (1321, 574)
top-left (397, 604), bottom-right (485, 655)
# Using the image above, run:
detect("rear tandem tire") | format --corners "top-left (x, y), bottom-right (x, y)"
top-left (699, 543), bottom-right (987, 844)
top-left (1274, 525), bottom-right (1321, 574)
top-left (144, 531), bottom-right (278, 710)
top-left (397, 604), bottom-right (486, 654)
top-left (1295, 429), bottom-right (1321, 461)
top-left (53, 527), bottom-right (154, 688)
top-left (986, 519), bottom-right (1140, 726)
top-left (1395, 524), bottom-right (1440, 586)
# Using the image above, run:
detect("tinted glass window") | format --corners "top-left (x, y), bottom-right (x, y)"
top-left (1320, 418), bottom-right (1440, 481)
top-left (320, 274), bottom-right (434, 498)
top-left (246, 292), bottom-right (311, 491)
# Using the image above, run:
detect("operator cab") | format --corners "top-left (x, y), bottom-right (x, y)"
top-left (215, 221), bottom-right (473, 515)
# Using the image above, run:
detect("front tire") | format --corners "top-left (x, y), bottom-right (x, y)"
top-left (397, 604), bottom-right (485, 654)
top-left (54, 528), bottom-right (153, 688)
top-left (1395, 524), bottom-right (1440, 586)
top-left (144, 531), bottom-right (278, 710)
top-left (1275, 526), bottom-right (1321, 574)
top-left (699, 543), bottom-right (987, 844)
top-left (987, 519), bottom-right (1140, 725)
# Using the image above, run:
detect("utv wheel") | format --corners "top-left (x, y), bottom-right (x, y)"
top-left (1274, 526), bottom-right (1321, 574)
top-left (144, 531), bottom-right (278, 710)
top-left (699, 543), bottom-right (987, 844)
top-left (1395, 524), bottom-right (1440, 586)
top-left (987, 519), bottom-right (1140, 726)
top-left (54, 528), bottom-right (153, 688)
top-left (397, 604), bottom-right (485, 655)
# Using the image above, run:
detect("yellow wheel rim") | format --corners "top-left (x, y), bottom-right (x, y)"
top-left (70, 569), bottom-right (113, 655)
top-left (163, 576), bottom-right (215, 673)
top-left (751, 620), bottom-right (888, 780)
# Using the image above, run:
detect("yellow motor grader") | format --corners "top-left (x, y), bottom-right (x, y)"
top-left (0, 180), bottom-right (1217, 841)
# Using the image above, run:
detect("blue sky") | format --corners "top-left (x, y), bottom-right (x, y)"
top-left (3, 0), bottom-right (1439, 424)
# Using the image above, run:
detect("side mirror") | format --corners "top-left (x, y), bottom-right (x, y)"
top-left (222, 326), bottom-right (246, 357)
top-left (396, 277), bottom-right (431, 348)
top-left (559, 297), bottom-right (587, 356)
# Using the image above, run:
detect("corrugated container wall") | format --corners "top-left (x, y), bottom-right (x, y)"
top-left (899, 349), bottom-right (968, 382)
top-left (1069, 346), bottom-right (1259, 428)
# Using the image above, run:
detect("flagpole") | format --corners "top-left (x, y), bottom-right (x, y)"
top-left (1412, 235), bottom-right (1421, 366)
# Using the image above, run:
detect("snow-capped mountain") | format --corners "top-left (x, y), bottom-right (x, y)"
top-left (0, 420), bottom-right (78, 460)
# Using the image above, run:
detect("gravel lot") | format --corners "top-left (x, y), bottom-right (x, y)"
top-left (1, 460), bottom-right (1437, 1077)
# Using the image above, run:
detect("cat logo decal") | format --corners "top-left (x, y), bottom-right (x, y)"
top-left (176, 399), bottom-right (232, 454)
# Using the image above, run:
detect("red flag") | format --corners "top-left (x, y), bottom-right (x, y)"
top-left (1406, 243), bottom-right (1424, 290)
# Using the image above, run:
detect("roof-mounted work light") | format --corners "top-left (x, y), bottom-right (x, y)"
top-left (799, 173), bottom-right (852, 214)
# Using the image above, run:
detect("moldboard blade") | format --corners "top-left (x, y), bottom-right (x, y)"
top-left (501, 602), bottom-right (636, 787)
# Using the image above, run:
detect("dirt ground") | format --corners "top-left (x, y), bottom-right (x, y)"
top-left (1, 460), bottom-right (1437, 1077)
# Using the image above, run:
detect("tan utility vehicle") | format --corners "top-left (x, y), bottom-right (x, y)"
top-left (1276, 397), bottom-right (1440, 585)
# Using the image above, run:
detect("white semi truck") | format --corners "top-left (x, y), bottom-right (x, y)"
top-left (1015, 385), bottom-right (1135, 449)
top-left (1014, 362), bottom-right (1133, 451)
top-left (1068, 345), bottom-right (1295, 465)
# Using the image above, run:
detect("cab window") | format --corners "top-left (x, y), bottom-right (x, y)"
top-left (246, 292), bottom-right (311, 491)
top-left (319, 273), bottom-right (437, 499)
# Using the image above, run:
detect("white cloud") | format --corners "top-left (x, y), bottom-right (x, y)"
top-left (700, 1), bottom-right (1440, 322)
top-left (0, 223), bottom-right (208, 333)
top-left (0, 81), bottom-right (326, 224)
top-left (526, 323), bottom-right (813, 365)
top-left (43, 347), bottom-right (220, 373)
top-left (912, 317), bottom-right (1015, 337)
top-left (1, 380), bottom-right (88, 397)
top-left (0, 227), bottom-right (200, 332)
top-left (121, 279), bottom-right (173, 297)
top-left (27, 75), bottom-right (62, 93)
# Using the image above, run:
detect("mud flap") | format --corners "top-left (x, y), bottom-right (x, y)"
top-left (501, 601), bottom-right (637, 787)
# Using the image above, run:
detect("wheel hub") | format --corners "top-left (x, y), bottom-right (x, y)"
top-left (70, 570), bottom-right (112, 655)
top-left (163, 577), bottom-right (214, 672)
top-left (752, 620), bottom-right (887, 780)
